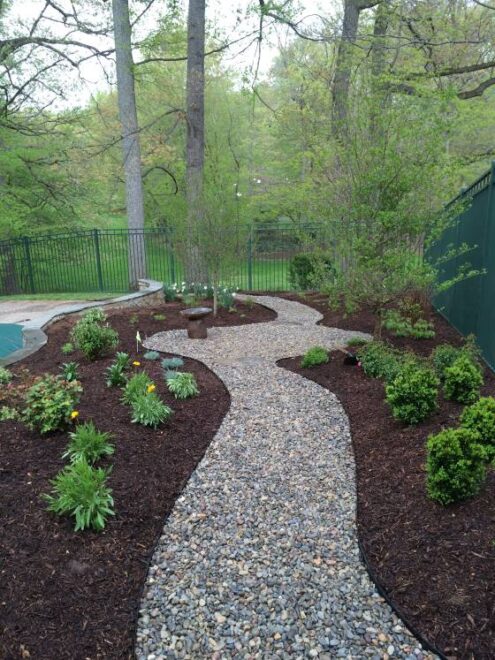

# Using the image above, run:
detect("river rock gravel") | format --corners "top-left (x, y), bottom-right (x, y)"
top-left (136, 295), bottom-right (435, 659)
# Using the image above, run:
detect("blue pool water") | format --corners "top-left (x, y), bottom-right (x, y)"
top-left (0, 323), bottom-right (24, 358)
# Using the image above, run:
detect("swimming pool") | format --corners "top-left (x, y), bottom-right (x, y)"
top-left (0, 323), bottom-right (24, 359)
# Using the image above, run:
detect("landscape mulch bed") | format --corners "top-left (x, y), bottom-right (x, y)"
top-left (279, 294), bottom-right (495, 660)
top-left (0, 299), bottom-right (274, 660)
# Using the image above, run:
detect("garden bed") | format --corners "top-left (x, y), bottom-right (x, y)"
top-left (278, 299), bottom-right (495, 659)
top-left (0, 299), bottom-right (273, 659)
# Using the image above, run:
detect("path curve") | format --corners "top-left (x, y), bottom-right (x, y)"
top-left (136, 296), bottom-right (432, 659)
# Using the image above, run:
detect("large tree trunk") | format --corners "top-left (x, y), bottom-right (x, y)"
top-left (185, 0), bottom-right (207, 282)
top-left (112, 0), bottom-right (146, 289)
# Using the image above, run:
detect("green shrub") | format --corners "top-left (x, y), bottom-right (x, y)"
top-left (130, 392), bottom-right (172, 428)
top-left (444, 355), bottom-right (483, 404)
top-left (70, 309), bottom-right (118, 360)
top-left (385, 362), bottom-right (439, 425)
top-left (163, 283), bottom-right (178, 302)
top-left (383, 309), bottom-right (435, 339)
top-left (61, 362), bottom-right (79, 382)
top-left (143, 350), bottom-right (160, 361)
top-left (460, 397), bottom-right (495, 463)
top-left (63, 421), bottom-right (114, 464)
top-left (346, 337), bottom-right (369, 348)
top-left (301, 346), bottom-right (329, 368)
top-left (288, 253), bottom-right (335, 290)
top-left (23, 374), bottom-right (82, 434)
top-left (0, 405), bottom-right (19, 421)
top-left (0, 366), bottom-right (13, 384)
top-left (161, 357), bottom-right (184, 372)
top-left (121, 372), bottom-right (153, 405)
top-left (357, 341), bottom-right (403, 382)
top-left (167, 372), bottom-right (199, 399)
top-left (426, 428), bottom-right (486, 505)
top-left (61, 342), bottom-right (75, 355)
top-left (43, 458), bottom-right (114, 531)
top-left (432, 344), bottom-right (465, 380)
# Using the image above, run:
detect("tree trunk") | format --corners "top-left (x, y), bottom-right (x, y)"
top-left (112, 0), bottom-right (146, 289)
top-left (185, 0), bottom-right (207, 283)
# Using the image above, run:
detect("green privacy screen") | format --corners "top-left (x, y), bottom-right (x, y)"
top-left (430, 164), bottom-right (495, 370)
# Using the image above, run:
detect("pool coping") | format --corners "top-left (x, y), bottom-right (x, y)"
top-left (0, 279), bottom-right (163, 366)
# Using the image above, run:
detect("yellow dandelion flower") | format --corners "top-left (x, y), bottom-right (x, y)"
top-left (147, 384), bottom-right (156, 394)
top-left (132, 361), bottom-right (141, 366)
top-left (70, 410), bottom-right (79, 420)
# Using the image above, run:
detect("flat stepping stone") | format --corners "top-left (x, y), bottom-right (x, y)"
top-left (136, 295), bottom-right (433, 659)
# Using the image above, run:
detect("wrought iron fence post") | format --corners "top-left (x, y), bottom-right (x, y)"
top-left (168, 229), bottom-right (176, 284)
top-left (247, 227), bottom-right (253, 290)
top-left (22, 236), bottom-right (35, 294)
top-left (93, 229), bottom-right (104, 291)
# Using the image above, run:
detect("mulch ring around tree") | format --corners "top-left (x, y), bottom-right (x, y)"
top-left (0, 299), bottom-right (274, 659)
top-left (278, 296), bottom-right (495, 660)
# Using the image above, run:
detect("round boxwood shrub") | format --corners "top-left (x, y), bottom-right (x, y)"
top-left (70, 309), bottom-right (119, 361)
top-left (385, 361), bottom-right (439, 425)
top-left (426, 427), bottom-right (486, 505)
top-left (288, 253), bottom-right (335, 290)
top-left (443, 355), bottom-right (483, 405)
top-left (460, 396), bottom-right (495, 463)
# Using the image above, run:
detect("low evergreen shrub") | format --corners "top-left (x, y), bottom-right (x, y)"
top-left (443, 355), bottom-right (483, 404)
top-left (385, 361), bottom-right (439, 424)
top-left (460, 397), bottom-right (495, 463)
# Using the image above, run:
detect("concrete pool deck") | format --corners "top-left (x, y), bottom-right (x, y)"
top-left (0, 300), bottom-right (81, 324)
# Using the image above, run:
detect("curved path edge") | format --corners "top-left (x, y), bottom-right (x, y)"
top-left (137, 295), bottom-right (436, 659)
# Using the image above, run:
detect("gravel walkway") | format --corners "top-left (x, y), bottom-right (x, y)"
top-left (136, 296), bottom-right (434, 660)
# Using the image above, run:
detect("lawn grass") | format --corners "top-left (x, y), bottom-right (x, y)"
top-left (1, 292), bottom-right (124, 302)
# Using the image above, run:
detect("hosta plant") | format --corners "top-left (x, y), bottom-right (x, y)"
top-left (62, 422), bottom-right (114, 464)
top-left (121, 372), bottom-right (153, 405)
top-left (426, 428), bottom-right (486, 505)
top-left (167, 372), bottom-right (199, 399)
top-left (130, 392), bottom-right (172, 428)
top-left (43, 458), bottom-right (114, 532)
top-left (23, 374), bottom-right (82, 434)
top-left (385, 362), bottom-right (439, 425)
top-left (301, 346), bottom-right (328, 368)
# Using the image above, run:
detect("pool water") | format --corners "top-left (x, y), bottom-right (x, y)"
top-left (0, 323), bottom-right (24, 358)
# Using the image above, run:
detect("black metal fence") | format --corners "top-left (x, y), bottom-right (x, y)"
top-left (0, 224), bottom-right (322, 296)
top-left (430, 163), bottom-right (495, 370)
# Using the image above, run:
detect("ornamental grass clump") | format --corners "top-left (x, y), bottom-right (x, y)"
top-left (167, 372), bottom-right (199, 399)
top-left (70, 308), bottom-right (118, 360)
top-left (43, 458), bottom-right (114, 531)
top-left (23, 374), bottom-right (82, 434)
top-left (130, 392), bottom-right (172, 428)
top-left (121, 371), bottom-right (153, 405)
top-left (301, 346), bottom-right (328, 368)
top-left (143, 350), bottom-right (160, 361)
top-left (385, 361), bottom-right (439, 425)
top-left (443, 355), bottom-right (483, 405)
top-left (62, 422), bottom-right (114, 464)
top-left (460, 397), bottom-right (495, 463)
top-left (426, 428), bottom-right (486, 505)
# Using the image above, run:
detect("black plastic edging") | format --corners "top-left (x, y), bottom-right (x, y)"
top-left (357, 537), bottom-right (448, 660)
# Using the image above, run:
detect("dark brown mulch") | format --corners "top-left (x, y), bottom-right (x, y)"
top-left (0, 300), bottom-right (273, 660)
top-left (278, 296), bottom-right (495, 660)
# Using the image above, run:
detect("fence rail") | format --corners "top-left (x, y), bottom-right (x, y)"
top-left (0, 224), bottom-right (323, 296)
top-left (430, 162), bottom-right (495, 370)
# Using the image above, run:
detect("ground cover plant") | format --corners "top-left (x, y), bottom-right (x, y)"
top-left (279, 293), bottom-right (495, 658)
top-left (300, 345), bottom-right (328, 368)
top-left (0, 297), bottom-right (274, 659)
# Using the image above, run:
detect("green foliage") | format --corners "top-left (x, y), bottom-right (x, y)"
top-left (385, 362), bottom-right (439, 425)
top-left (217, 287), bottom-right (237, 309)
top-left (443, 355), bottom-right (483, 404)
top-left (43, 458), bottom-right (114, 532)
top-left (70, 309), bottom-right (118, 360)
top-left (460, 397), bottom-right (495, 463)
top-left (288, 253), bottom-right (335, 290)
top-left (61, 342), bottom-right (75, 355)
top-left (301, 346), bottom-right (329, 368)
top-left (143, 350), bottom-right (160, 361)
top-left (23, 374), bottom-right (82, 434)
top-left (0, 405), bottom-right (19, 421)
top-left (115, 352), bottom-right (130, 370)
top-left (0, 366), bottom-right (13, 384)
top-left (426, 428), bottom-right (486, 505)
top-left (163, 283), bottom-right (179, 301)
top-left (153, 313), bottom-right (167, 321)
top-left (106, 363), bottom-right (127, 388)
top-left (356, 341), bottom-right (403, 382)
top-left (432, 344), bottom-right (466, 380)
top-left (161, 357), bottom-right (184, 371)
top-left (61, 362), bottom-right (79, 382)
top-left (166, 372), bottom-right (199, 399)
top-left (121, 372), bottom-right (153, 405)
top-left (63, 421), bottom-right (114, 464)
top-left (346, 337), bottom-right (369, 348)
top-left (383, 309), bottom-right (435, 339)
top-left (130, 392), bottom-right (173, 428)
